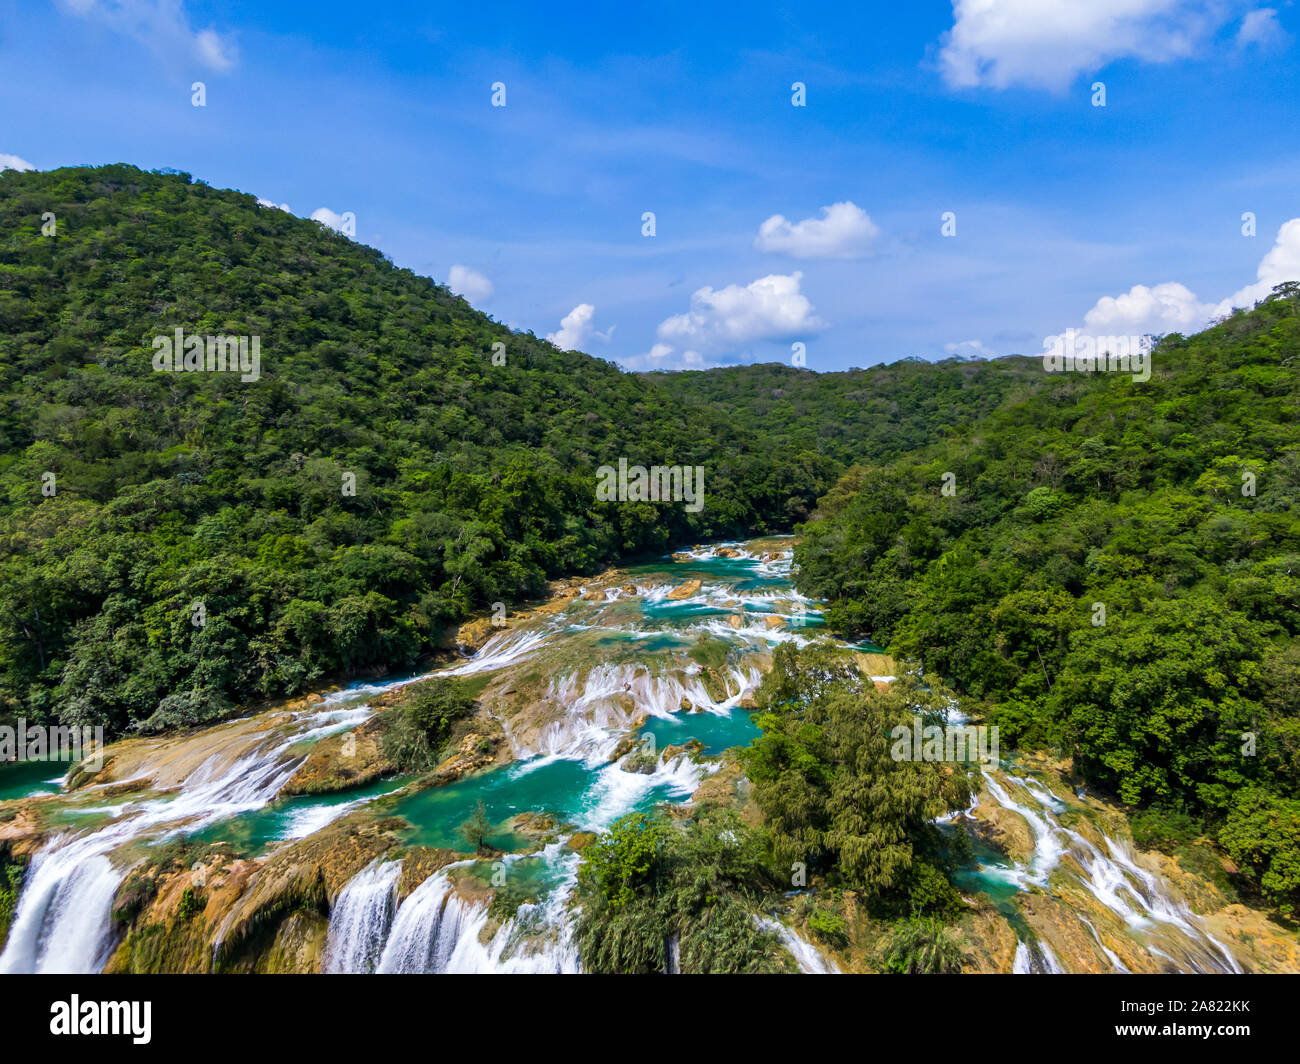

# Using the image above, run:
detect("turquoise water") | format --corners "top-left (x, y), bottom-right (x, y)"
top-left (638, 708), bottom-right (759, 756)
top-left (0, 760), bottom-right (67, 803)
top-left (184, 774), bottom-right (414, 854)
top-left (390, 745), bottom-right (710, 853)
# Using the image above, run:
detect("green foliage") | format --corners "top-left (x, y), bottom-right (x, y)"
top-left (176, 885), bottom-right (204, 923)
top-left (573, 810), bottom-right (794, 974)
top-left (1129, 807), bottom-right (1203, 854)
top-left (805, 904), bottom-right (848, 947)
top-left (743, 643), bottom-right (975, 908)
top-left (380, 677), bottom-right (477, 772)
top-left (1219, 787), bottom-right (1300, 917)
top-left (876, 917), bottom-right (970, 974)
top-left (459, 799), bottom-right (493, 854)
top-left (0, 851), bottom-right (26, 950)
top-left (0, 165), bottom-right (837, 736)
top-left (577, 811), bottom-right (666, 911)
top-left (792, 287), bottom-right (1300, 908)
top-left (647, 358), bottom-right (1053, 468)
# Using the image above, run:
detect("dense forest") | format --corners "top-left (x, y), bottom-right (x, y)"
top-left (644, 355), bottom-right (1052, 466)
top-left (0, 165), bottom-right (834, 734)
top-left (3, 163), bottom-right (1297, 921)
top-left (792, 289), bottom-right (1300, 913)
top-left (0, 165), bottom-right (1023, 737)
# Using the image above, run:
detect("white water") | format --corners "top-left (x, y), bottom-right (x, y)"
top-left (978, 771), bottom-right (1241, 974)
top-left (756, 915), bottom-right (840, 973)
top-left (371, 847), bottom-right (580, 974)
top-left (0, 681), bottom-right (416, 974)
top-left (322, 859), bottom-right (403, 974)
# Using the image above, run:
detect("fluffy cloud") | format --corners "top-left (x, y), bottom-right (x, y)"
top-left (1077, 219), bottom-right (1300, 336)
top-left (655, 272), bottom-right (825, 357)
top-left (60, 0), bottom-right (237, 72)
top-left (310, 207), bottom-right (353, 234)
top-left (754, 201), bottom-right (879, 259)
top-left (256, 197), bottom-right (291, 212)
top-left (1236, 7), bottom-right (1286, 48)
top-left (1083, 281), bottom-right (1215, 336)
top-left (0, 154), bottom-right (34, 172)
top-left (547, 304), bottom-right (613, 351)
top-left (938, 0), bottom-right (1238, 92)
top-left (1215, 218), bottom-right (1300, 313)
top-left (447, 265), bottom-right (494, 304)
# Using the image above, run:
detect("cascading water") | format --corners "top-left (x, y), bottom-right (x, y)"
top-left (0, 686), bottom-right (405, 974)
top-left (368, 847), bottom-right (581, 974)
top-left (2, 537), bottom-right (1257, 974)
top-left (322, 859), bottom-right (404, 974)
top-left (975, 771), bottom-right (1241, 973)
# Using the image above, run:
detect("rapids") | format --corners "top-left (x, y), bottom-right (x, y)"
top-left (0, 537), bottom-right (1258, 973)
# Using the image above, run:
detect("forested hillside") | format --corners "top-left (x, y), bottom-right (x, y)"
top-left (794, 288), bottom-right (1300, 912)
top-left (645, 357), bottom-right (1053, 466)
top-left (0, 164), bottom-right (841, 735)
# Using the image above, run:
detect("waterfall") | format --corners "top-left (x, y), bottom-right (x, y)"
top-left (755, 916), bottom-right (840, 973)
top-left (343, 845), bottom-right (582, 974)
top-left (323, 860), bottom-right (403, 974)
top-left (1013, 939), bottom-right (1065, 974)
top-left (0, 699), bottom-right (368, 974)
top-left (371, 852), bottom-right (580, 974)
top-left (979, 771), bottom-right (1241, 974)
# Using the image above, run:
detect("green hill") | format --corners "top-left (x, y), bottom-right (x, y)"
top-left (793, 288), bottom-right (1300, 912)
top-left (0, 163), bottom-right (837, 734)
top-left (644, 356), bottom-right (1053, 466)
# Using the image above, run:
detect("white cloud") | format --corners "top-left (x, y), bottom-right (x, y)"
top-left (655, 272), bottom-right (826, 355)
top-left (256, 197), bottom-right (291, 212)
top-left (937, 0), bottom-right (1236, 92)
top-left (60, 0), bottom-right (237, 73)
top-left (944, 339), bottom-right (998, 359)
top-left (618, 344), bottom-right (711, 372)
top-left (310, 207), bottom-right (352, 234)
top-left (0, 154), bottom-right (34, 172)
top-left (1077, 219), bottom-right (1300, 336)
top-left (1236, 7), bottom-right (1286, 47)
top-left (547, 304), bottom-right (613, 351)
top-left (754, 201), bottom-right (879, 259)
top-left (1083, 281), bottom-right (1215, 336)
top-left (195, 27), bottom-right (236, 71)
top-left (1214, 218), bottom-right (1300, 313)
top-left (447, 264), bottom-right (494, 304)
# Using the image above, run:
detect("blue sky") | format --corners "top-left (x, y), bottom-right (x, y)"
top-left (2, 0), bottom-right (1298, 371)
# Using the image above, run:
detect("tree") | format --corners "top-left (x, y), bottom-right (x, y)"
top-left (459, 800), bottom-right (493, 854)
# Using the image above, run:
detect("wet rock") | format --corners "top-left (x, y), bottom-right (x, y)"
top-left (455, 616), bottom-right (496, 654)
top-left (398, 846), bottom-right (462, 901)
top-left (281, 715), bottom-right (393, 796)
top-left (661, 739), bottom-right (704, 763)
top-left (667, 579), bottom-right (703, 600)
top-left (433, 731), bottom-right (499, 783)
top-left (973, 801), bottom-right (1035, 863)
